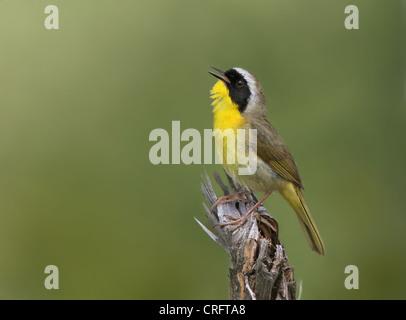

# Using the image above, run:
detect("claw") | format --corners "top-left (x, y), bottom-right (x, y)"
top-left (211, 191), bottom-right (252, 209)
top-left (216, 193), bottom-right (271, 231)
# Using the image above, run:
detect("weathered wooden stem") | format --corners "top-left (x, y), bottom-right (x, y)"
top-left (196, 171), bottom-right (296, 300)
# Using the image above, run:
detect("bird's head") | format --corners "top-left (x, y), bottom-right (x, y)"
top-left (209, 67), bottom-right (266, 118)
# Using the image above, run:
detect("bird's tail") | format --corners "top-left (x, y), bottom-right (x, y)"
top-left (280, 182), bottom-right (325, 255)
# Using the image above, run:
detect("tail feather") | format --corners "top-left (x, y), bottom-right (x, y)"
top-left (280, 183), bottom-right (325, 255)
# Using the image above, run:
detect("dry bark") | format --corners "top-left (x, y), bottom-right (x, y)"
top-left (196, 171), bottom-right (296, 300)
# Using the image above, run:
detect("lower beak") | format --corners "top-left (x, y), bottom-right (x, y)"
top-left (208, 67), bottom-right (230, 84)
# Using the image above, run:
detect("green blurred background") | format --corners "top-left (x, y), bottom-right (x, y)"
top-left (0, 0), bottom-right (405, 299)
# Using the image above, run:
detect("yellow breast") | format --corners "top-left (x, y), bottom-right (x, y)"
top-left (211, 80), bottom-right (247, 131)
top-left (210, 80), bottom-right (247, 169)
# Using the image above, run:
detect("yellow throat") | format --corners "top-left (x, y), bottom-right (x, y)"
top-left (210, 80), bottom-right (247, 168)
top-left (210, 80), bottom-right (247, 132)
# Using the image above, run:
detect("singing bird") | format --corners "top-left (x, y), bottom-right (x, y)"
top-left (208, 67), bottom-right (325, 255)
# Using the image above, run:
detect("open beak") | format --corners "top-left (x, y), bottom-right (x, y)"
top-left (208, 67), bottom-right (230, 84)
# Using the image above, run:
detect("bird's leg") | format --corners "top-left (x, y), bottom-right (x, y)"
top-left (217, 193), bottom-right (271, 230)
top-left (211, 190), bottom-right (253, 209)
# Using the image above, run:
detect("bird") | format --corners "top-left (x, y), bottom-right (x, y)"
top-left (208, 67), bottom-right (325, 255)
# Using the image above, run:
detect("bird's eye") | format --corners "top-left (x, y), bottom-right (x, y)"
top-left (236, 80), bottom-right (245, 88)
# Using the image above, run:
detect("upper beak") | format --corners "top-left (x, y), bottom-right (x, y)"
top-left (208, 67), bottom-right (230, 84)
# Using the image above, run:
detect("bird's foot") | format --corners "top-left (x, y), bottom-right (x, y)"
top-left (211, 190), bottom-right (253, 209)
top-left (216, 193), bottom-right (271, 231)
top-left (216, 211), bottom-right (254, 231)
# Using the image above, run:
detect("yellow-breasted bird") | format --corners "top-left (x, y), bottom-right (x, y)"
top-left (208, 67), bottom-right (325, 255)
